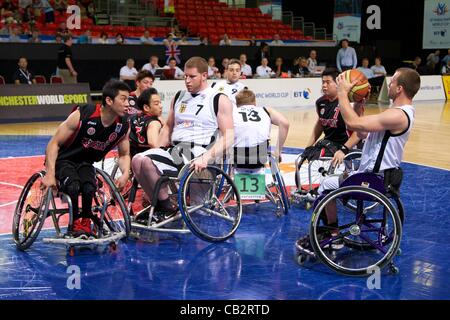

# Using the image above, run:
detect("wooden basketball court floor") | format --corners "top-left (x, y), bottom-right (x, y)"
top-left (0, 101), bottom-right (449, 300)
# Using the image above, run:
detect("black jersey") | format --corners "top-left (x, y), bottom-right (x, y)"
top-left (127, 92), bottom-right (140, 116)
top-left (315, 96), bottom-right (349, 145)
top-left (57, 104), bottom-right (130, 164)
top-left (129, 113), bottom-right (161, 157)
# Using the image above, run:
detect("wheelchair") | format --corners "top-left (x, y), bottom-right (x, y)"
top-left (291, 141), bottom-right (362, 209)
top-left (12, 168), bottom-right (130, 255)
top-left (222, 145), bottom-right (290, 217)
top-left (124, 152), bottom-right (243, 243)
top-left (294, 170), bottom-right (404, 276)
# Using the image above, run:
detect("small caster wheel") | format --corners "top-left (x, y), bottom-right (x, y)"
top-left (397, 248), bottom-right (402, 256)
top-left (110, 242), bottom-right (117, 251)
top-left (389, 265), bottom-right (399, 274)
top-left (69, 247), bottom-right (75, 257)
top-left (305, 202), bottom-right (312, 210)
top-left (297, 254), bottom-right (308, 265)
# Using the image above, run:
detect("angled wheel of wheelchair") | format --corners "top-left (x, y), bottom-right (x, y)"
top-left (269, 155), bottom-right (290, 214)
top-left (309, 186), bottom-right (402, 276)
top-left (178, 165), bottom-right (242, 242)
top-left (110, 160), bottom-right (133, 200)
top-left (94, 168), bottom-right (131, 238)
top-left (12, 171), bottom-right (49, 250)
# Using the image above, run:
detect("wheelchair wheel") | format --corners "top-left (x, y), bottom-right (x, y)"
top-left (12, 171), bottom-right (49, 250)
top-left (110, 161), bottom-right (133, 200)
top-left (269, 156), bottom-right (290, 214)
top-left (94, 169), bottom-right (131, 238)
top-left (343, 194), bottom-right (404, 251)
top-left (310, 186), bottom-right (402, 276)
top-left (178, 165), bottom-right (242, 242)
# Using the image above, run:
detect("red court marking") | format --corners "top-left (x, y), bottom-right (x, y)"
top-left (0, 156), bottom-right (45, 234)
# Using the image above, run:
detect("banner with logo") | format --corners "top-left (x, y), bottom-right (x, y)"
top-left (153, 78), bottom-right (323, 110)
top-left (423, 0), bottom-right (450, 49)
top-left (378, 76), bottom-right (446, 102)
top-left (0, 83), bottom-right (91, 123)
top-left (333, 0), bottom-right (362, 43)
top-left (443, 75), bottom-right (450, 100)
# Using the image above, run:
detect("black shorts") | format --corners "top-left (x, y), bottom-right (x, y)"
top-left (55, 160), bottom-right (96, 194)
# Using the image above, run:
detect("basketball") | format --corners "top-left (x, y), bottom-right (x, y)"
top-left (344, 69), bottom-right (371, 102)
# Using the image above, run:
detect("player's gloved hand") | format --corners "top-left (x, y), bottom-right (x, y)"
top-left (115, 173), bottom-right (129, 192)
top-left (191, 154), bottom-right (209, 173)
top-left (332, 150), bottom-right (346, 167)
top-left (301, 146), bottom-right (315, 159)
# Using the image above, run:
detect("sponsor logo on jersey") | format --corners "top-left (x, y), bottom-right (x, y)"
top-left (108, 132), bottom-right (118, 142)
top-left (87, 121), bottom-right (96, 126)
top-left (87, 127), bottom-right (96, 135)
top-left (115, 123), bottom-right (123, 133)
top-left (129, 99), bottom-right (135, 106)
top-left (320, 108), bottom-right (325, 115)
top-left (218, 87), bottom-right (224, 92)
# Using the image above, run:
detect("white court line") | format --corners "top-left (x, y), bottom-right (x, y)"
top-left (0, 155), bottom-right (44, 160)
top-left (0, 181), bottom-right (22, 208)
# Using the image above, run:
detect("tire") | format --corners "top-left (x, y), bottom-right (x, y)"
top-left (269, 156), bottom-right (290, 214)
top-left (178, 165), bottom-right (242, 242)
top-left (12, 171), bottom-right (49, 250)
top-left (95, 168), bottom-right (131, 238)
top-left (309, 186), bottom-right (402, 276)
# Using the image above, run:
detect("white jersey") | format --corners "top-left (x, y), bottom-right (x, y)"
top-left (171, 87), bottom-right (220, 146)
top-left (211, 80), bottom-right (246, 106)
top-left (233, 105), bottom-right (271, 148)
top-left (358, 105), bottom-right (415, 173)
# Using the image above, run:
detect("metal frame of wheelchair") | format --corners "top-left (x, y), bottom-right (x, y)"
top-left (121, 161), bottom-right (243, 243)
top-left (295, 172), bottom-right (404, 276)
top-left (222, 153), bottom-right (290, 216)
top-left (12, 168), bottom-right (131, 255)
top-left (292, 150), bottom-right (362, 208)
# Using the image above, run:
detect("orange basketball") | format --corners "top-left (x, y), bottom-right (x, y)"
top-left (344, 69), bottom-right (370, 102)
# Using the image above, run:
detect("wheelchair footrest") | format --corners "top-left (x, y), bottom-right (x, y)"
top-left (42, 231), bottom-right (125, 246)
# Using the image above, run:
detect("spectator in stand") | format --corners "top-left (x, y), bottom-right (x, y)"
top-left (57, 35), bottom-right (77, 83)
top-left (274, 57), bottom-right (289, 78)
top-left (219, 34), bottom-right (232, 46)
top-left (199, 36), bottom-right (209, 45)
top-left (55, 33), bottom-right (62, 43)
top-left (142, 55), bottom-right (160, 75)
top-left (270, 34), bottom-right (284, 46)
top-left (53, 0), bottom-right (67, 14)
top-left (239, 53), bottom-right (253, 78)
top-left (255, 57), bottom-right (274, 78)
top-left (28, 29), bottom-right (41, 43)
top-left (427, 50), bottom-right (441, 74)
top-left (442, 49), bottom-right (450, 67)
top-left (442, 60), bottom-right (450, 75)
top-left (220, 57), bottom-right (229, 78)
top-left (357, 57), bottom-right (375, 80)
top-left (207, 56), bottom-right (221, 79)
top-left (77, 30), bottom-right (92, 44)
top-left (9, 26), bottom-right (22, 42)
top-left (98, 32), bottom-right (109, 44)
top-left (307, 50), bottom-right (318, 74)
top-left (162, 57), bottom-right (184, 80)
top-left (115, 33), bottom-right (125, 45)
top-left (254, 42), bottom-right (270, 67)
top-left (12, 57), bottom-right (36, 85)
top-left (120, 58), bottom-right (138, 90)
top-left (140, 30), bottom-right (155, 45)
top-left (292, 56), bottom-right (310, 77)
top-left (248, 34), bottom-right (257, 46)
top-left (1, 0), bottom-right (18, 20)
top-left (162, 33), bottom-right (175, 47)
top-left (336, 38), bottom-right (357, 72)
top-left (32, 0), bottom-right (54, 23)
top-left (409, 56), bottom-right (430, 75)
top-left (370, 57), bottom-right (387, 92)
